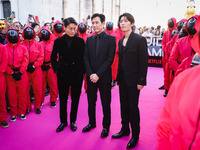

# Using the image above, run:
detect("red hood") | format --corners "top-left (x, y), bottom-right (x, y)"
top-left (168, 17), bottom-right (177, 31)
top-left (191, 15), bottom-right (200, 55)
top-left (39, 26), bottom-right (52, 42)
top-left (105, 26), bottom-right (114, 34)
top-left (6, 28), bottom-right (20, 45)
top-left (185, 15), bottom-right (199, 34)
top-left (22, 25), bottom-right (36, 42)
top-left (77, 22), bottom-right (87, 35)
top-left (53, 20), bottom-right (64, 36)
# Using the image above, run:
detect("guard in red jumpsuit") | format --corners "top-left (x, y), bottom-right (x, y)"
top-left (40, 27), bottom-right (58, 107)
top-left (0, 44), bottom-right (9, 127)
top-left (169, 15), bottom-right (198, 84)
top-left (51, 20), bottom-right (64, 42)
top-left (175, 16), bottom-right (200, 77)
top-left (105, 22), bottom-right (119, 87)
top-left (162, 17), bottom-right (176, 97)
top-left (163, 29), bottom-right (179, 95)
top-left (5, 29), bottom-right (29, 121)
top-left (157, 20), bottom-right (200, 149)
top-left (77, 22), bottom-right (89, 91)
top-left (21, 26), bottom-right (44, 114)
top-left (114, 21), bottom-right (124, 40)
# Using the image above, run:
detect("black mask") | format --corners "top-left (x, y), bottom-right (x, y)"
top-left (41, 30), bottom-right (50, 41)
top-left (171, 29), bottom-right (179, 38)
top-left (168, 19), bottom-right (174, 29)
top-left (24, 28), bottom-right (34, 40)
top-left (78, 24), bottom-right (86, 34)
top-left (106, 22), bottom-right (113, 31)
top-left (7, 29), bottom-right (19, 44)
top-left (54, 23), bottom-right (63, 34)
top-left (177, 21), bottom-right (184, 31)
top-left (179, 29), bottom-right (188, 38)
top-left (191, 53), bottom-right (200, 67)
top-left (187, 18), bottom-right (197, 36)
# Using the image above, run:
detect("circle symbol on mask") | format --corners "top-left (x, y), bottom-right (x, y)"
top-left (7, 29), bottom-right (19, 44)
top-left (24, 28), bottom-right (34, 40)
top-left (78, 24), bottom-right (86, 34)
top-left (41, 30), bottom-right (50, 41)
top-left (54, 23), bottom-right (63, 34)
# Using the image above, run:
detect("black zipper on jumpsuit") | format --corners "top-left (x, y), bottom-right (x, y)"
top-left (29, 41), bottom-right (30, 63)
top-left (12, 45), bottom-right (14, 67)
top-left (44, 42), bottom-right (47, 62)
top-left (188, 110), bottom-right (200, 150)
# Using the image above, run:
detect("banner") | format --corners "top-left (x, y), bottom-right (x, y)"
top-left (148, 46), bottom-right (163, 67)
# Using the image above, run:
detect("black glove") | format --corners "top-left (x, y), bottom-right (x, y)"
top-left (12, 72), bottom-right (22, 81)
top-left (27, 64), bottom-right (35, 73)
top-left (41, 65), bottom-right (51, 71)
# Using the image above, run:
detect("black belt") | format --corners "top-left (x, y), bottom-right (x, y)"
top-left (43, 61), bottom-right (51, 65)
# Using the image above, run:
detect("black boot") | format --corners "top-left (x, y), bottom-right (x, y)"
top-left (163, 89), bottom-right (168, 97)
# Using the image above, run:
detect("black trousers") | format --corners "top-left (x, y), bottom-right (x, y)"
top-left (57, 73), bottom-right (83, 124)
top-left (87, 80), bottom-right (111, 130)
top-left (119, 83), bottom-right (140, 139)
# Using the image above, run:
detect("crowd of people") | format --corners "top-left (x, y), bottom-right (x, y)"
top-left (0, 11), bottom-right (200, 149)
top-left (0, 12), bottom-right (148, 149)
top-left (157, 14), bottom-right (200, 150)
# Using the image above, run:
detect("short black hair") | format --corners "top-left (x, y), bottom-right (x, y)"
top-left (63, 17), bottom-right (77, 27)
top-left (118, 13), bottom-right (135, 24)
top-left (91, 13), bottom-right (105, 23)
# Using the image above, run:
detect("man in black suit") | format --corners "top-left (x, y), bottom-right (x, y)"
top-left (82, 13), bottom-right (116, 138)
top-left (112, 13), bottom-right (148, 149)
top-left (51, 17), bottom-right (85, 132)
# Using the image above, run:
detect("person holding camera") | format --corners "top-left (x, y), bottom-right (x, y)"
top-left (51, 17), bottom-right (85, 132)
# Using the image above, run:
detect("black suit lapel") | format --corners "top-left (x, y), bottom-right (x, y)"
top-left (123, 31), bottom-right (134, 53)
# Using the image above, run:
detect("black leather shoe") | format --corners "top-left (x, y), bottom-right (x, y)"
top-left (112, 130), bottom-right (130, 138)
top-left (35, 109), bottom-right (41, 114)
top-left (82, 124), bottom-right (96, 132)
top-left (101, 128), bottom-right (109, 138)
top-left (163, 89), bottom-right (168, 97)
top-left (70, 122), bottom-right (77, 131)
top-left (127, 138), bottom-right (139, 149)
top-left (56, 123), bottom-right (68, 132)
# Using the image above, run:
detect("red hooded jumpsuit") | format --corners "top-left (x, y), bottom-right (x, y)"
top-left (40, 27), bottom-right (58, 104)
top-left (157, 19), bottom-right (200, 149)
top-left (77, 22), bottom-right (89, 91)
top-left (105, 26), bottom-right (119, 81)
top-left (21, 26), bottom-right (44, 110)
top-left (162, 17), bottom-right (176, 90)
top-left (169, 16), bottom-right (199, 82)
top-left (5, 29), bottom-right (29, 116)
top-left (51, 20), bottom-right (64, 42)
top-left (0, 44), bottom-right (8, 121)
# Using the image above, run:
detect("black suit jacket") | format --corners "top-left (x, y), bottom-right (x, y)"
top-left (117, 31), bottom-right (148, 87)
top-left (51, 34), bottom-right (85, 82)
top-left (84, 31), bottom-right (116, 83)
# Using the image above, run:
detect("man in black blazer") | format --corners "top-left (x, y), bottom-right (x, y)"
top-left (51, 17), bottom-right (85, 132)
top-left (82, 13), bottom-right (116, 138)
top-left (112, 13), bottom-right (148, 149)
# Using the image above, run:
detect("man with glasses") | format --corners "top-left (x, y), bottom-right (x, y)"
top-left (51, 17), bottom-right (85, 132)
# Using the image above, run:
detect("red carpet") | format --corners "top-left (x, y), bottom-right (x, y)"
top-left (0, 67), bottom-right (165, 150)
